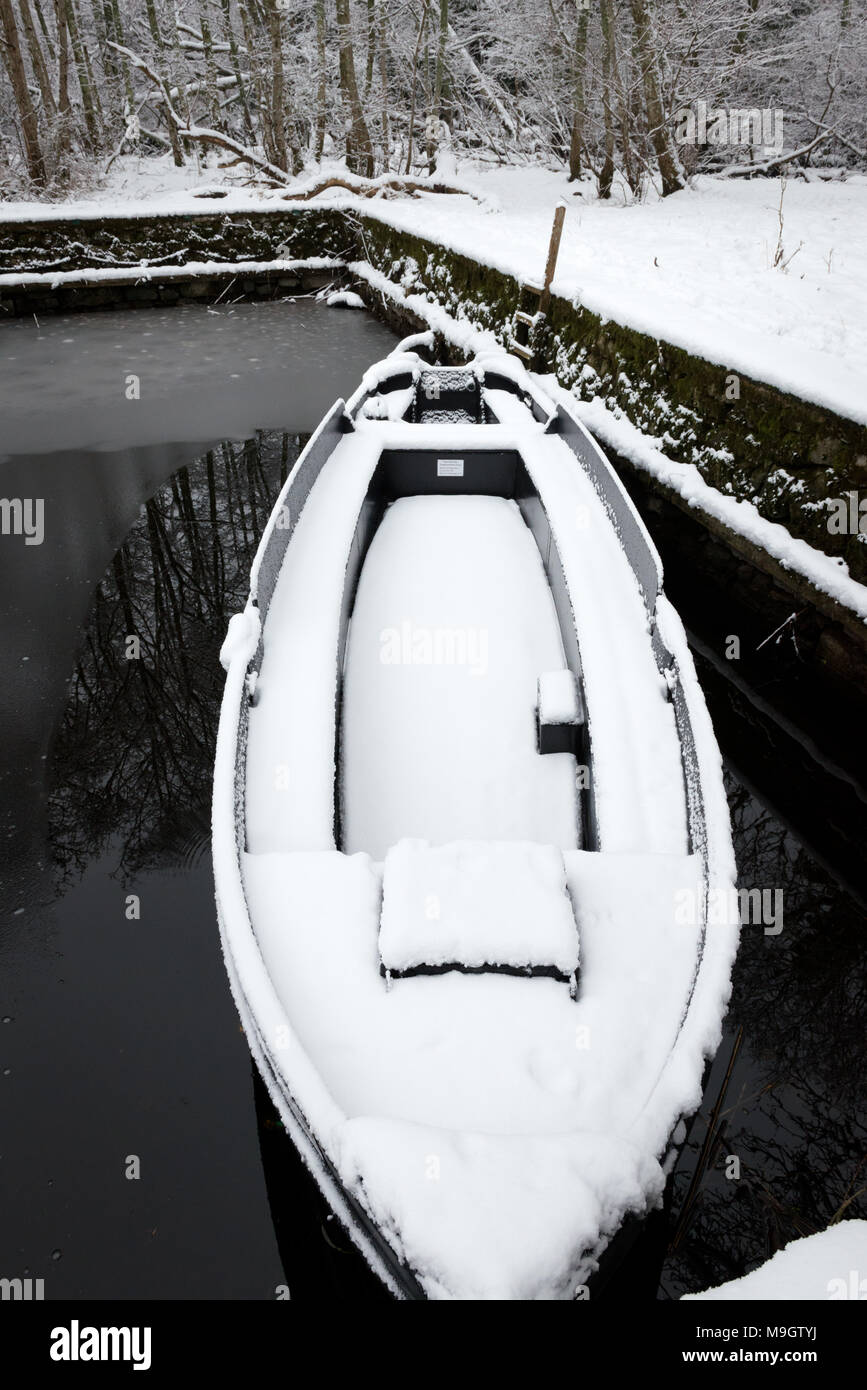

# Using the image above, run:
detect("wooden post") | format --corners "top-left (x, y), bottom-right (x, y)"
top-left (510, 200), bottom-right (568, 365)
top-left (539, 199), bottom-right (567, 315)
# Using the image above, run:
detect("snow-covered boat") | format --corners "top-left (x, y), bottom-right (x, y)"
top-left (212, 335), bottom-right (740, 1301)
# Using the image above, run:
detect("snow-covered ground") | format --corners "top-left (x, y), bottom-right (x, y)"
top-left (683, 1221), bottom-right (867, 1300)
top-left (3, 154), bottom-right (865, 425)
top-left (363, 165), bottom-right (867, 428)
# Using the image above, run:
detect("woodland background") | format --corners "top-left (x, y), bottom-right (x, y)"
top-left (1, 0), bottom-right (865, 200)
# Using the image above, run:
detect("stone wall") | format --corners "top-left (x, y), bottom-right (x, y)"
top-left (0, 206), bottom-right (346, 275)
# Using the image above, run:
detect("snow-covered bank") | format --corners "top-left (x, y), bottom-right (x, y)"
top-left (683, 1222), bottom-right (867, 1300)
top-left (3, 158), bottom-right (866, 427)
top-left (350, 167), bottom-right (867, 429)
top-left (0, 256), bottom-right (338, 291)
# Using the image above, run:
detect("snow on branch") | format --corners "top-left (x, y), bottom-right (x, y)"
top-left (446, 22), bottom-right (517, 139)
top-left (279, 173), bottom-right (484, 202)
top-left (718, 128), bottom-right (837, 177)
top-left (106, 39), bottom-right (477, 197)
top-left (107, 41), bottom-right (292, 185)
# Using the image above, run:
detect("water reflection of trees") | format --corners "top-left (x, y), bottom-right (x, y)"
top-left (662, 774), bottom-right (867, 1297)
top-left (48, 431), bottom-right (301, 884)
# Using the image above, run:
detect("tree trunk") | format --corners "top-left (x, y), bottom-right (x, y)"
top-left (0, 0), bottom-right (45, 182)
top-left (53, 0), bottom-right (70, 162)
top-left (75, 0), bottom-right (102, 115)
top-left (145, 0), bottom-right (184, 163)
top-left (364, 0), bottom-right (375, 96)
top-left (85, 0), bottom-right (112, 91)
top-left (32, 0), bottom-right (55, 58)
top-left (99, 0), bottom-right (119, 83)
top-left (106, 0), bottom-right (132, 109)
top-left (263, 0), bottom-right (287, 170)
top-left (219, 0), bottom-right (255, 143)
top-left (614, 29), bottom-right (640, 194)
top-left (19, 0), bottom-right (57, 117)
top-left (567, 5), bottom-right (589, 180)
top-left (239, 1), bottom-right (272, 161)
top-left (66, 0), bottom-right (102, 147)
top-left (314, 0), bottom-right (327, 160)
top-left (428, 0), bottom-right (448, 172)
top-left (377, 0), bottom-right (389, 169)
top-left (598, 0), bottom-right (616, 197)
top-left (404, 0), bottom-right (428, 173)
top-left (628, 0), bottom-right (684, 196)
top-left (198, 1), bottom-right (221, 127)
top-left (336, 0), bottom-right (373, 176)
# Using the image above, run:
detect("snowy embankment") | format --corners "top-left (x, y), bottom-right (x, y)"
top-left (0, 256), bottom-right (336, 291)
top-left (347, 167), bottom-right (867, 429)
top-left (683, 1221), bottom-right (867, 1300)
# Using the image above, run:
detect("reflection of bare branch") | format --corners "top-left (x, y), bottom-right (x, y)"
top-left (662, 771), bottom-right (867, 1297)
top-left (670, 1028), bottom-right (743, 1252)
top-left (48, 430), bottom-right (303, 883)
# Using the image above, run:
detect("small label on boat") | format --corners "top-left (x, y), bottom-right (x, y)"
top-left (437, 458), bottom-right (464, 477)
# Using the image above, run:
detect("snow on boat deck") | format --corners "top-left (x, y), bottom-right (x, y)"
top-left (240, 841), bottom-right (703, 1296)
top-left (245, 431), bottom-right (382, 853)
top-left (520, 430), bottom-right (689, 856)
top-left (242, 846), bottom-right (703, 1136)
top-left (341, 495), bottom-right (579, 858)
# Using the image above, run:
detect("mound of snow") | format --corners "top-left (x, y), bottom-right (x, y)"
top-left (326, 290), bottom-right (366, 309)
top-left (379, 839), bottom-right (579, 977)
top-left (683, 1222), bottom-right (867, 1300)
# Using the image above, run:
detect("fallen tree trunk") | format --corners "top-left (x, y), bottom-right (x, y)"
top-left (279, 174), bottom-right (480, 200)
top-left (108, 40), bottom-right (289, 183)
top-left (718, 129), bottom-right (836, 178)
top-left (109, 40), bottom-right (482, 198)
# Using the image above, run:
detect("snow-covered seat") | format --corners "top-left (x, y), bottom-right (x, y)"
top-left (537, 669), bottom-right (585, 755)
top-left (415, 368), bottom-right (483, 424)
top-left (378, 839), bottom-right (580, 988)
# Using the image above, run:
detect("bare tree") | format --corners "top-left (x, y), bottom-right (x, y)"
top-left (598, 0), bottom-right (616, 197)
top-left (567, 3), bottom-right (590, 181)
top-left (377, 0), bottom-right (389, 166)
top-left (629, 0), bottom-right (684, 195)
top-left (53, 0), bottom-right (71, 161)
top-left (145, 0), bottom-right (183, 164)
top-left (314, 0), bottom-right (327, 160)
top-left (0, 0), bottom-right (45, 182)
top-left (336, 0), bottom-right (373, 176)
top-left (65, 0), bottom-right (103, 149)
top-left (18, 0), bottom-right (56, 118)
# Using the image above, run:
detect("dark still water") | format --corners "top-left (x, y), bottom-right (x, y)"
top-left (1, 301), bottom-right (863, 1301)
